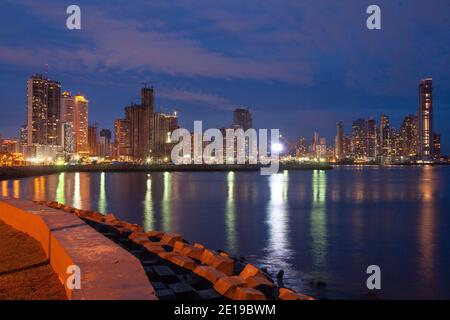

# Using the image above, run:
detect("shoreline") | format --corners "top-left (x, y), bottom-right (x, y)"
top-left (0, 163), bottom-right (332, 181)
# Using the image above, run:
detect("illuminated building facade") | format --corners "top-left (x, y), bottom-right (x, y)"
top-left (88, 126), bottom-right (99, 156)
top-left (335, 122), bottom-right (344, 161)
top-left (433, 133), bottom-right (441, 159)
top-left (400, 114), bottom-right (418, 157)
top-left (26, 74), bottom-right (61, 146)
top-left (114, 118), bottom-right (131, 160)
top-left (352, 118), bottom-right (367, 159)
top-left (418, 78), bottom-right (433, 160)
top-left (153, 111), bottom-right (179, 158)
top-left (99, 129), bottom-right (112, 158)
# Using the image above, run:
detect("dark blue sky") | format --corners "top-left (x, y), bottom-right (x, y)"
top-left (1, 0), bottom-right (449, 153)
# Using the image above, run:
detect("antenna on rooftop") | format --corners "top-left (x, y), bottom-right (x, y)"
top-left (44, 64), bottom-right (49, 79)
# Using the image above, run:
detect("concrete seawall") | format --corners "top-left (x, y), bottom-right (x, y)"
top-left (0, 163), bottom-right (332, 181)
top-left (0, 197), bottom-right (157, 300)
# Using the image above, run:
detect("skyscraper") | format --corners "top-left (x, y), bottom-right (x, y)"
top-left (141, 86), bottom-right (154, 154)
top-left (233, 107), bottom-right (252, 131)
top-left (88, 126), bottom-right (99, 156)
top-left (335, 121), bottom-right (344, 161)
top-left (380, 114), bottom-right (390, 158)
top-left (114, 119), bottom-right (131, 160)
top-left (47, 80), bottom-right (61, 145)
top-left (126, 103), bottom-right (149, 160)
top-left (352, 119), bottom-right (367, 159)
top-left (418, 78), bottom-right (433, 160)
top-left (367, 118), bottom-right (377, 159)
top-left (61, 91), bottom-right (89, 155)
top-left (27, 74), bottom-right (61, 146)
top-left (400, 114), bottom-right (418, 157)
top-left (99, 129), bottom-right (112, 158)
top-left (153, 111), bottom-right (179, 158)
top-left (433, 133), bottom-right (441, 159)
top-left (74, 94), bottom-right (89, 155)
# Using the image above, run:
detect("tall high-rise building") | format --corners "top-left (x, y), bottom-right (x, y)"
top-left (418, 78), bottom-right (434, 159)
top-left (114, 119), bottom-right (131, 160)
top-left (26, 74), bottom-right (61, 146)
top-left (153, 111), bottom-right (179, 158)
top-left (335, 121), bottom-right (344, 161)
top-left (433, 133), bottom-right (441, 159)
top-left (380, 114), bottom-right (390, 158)
top-left (400, 114), bottom-right (418, 157)
top-left (141, 86), bottom-right (154, 154)
top-left (88, 126), bottom-right (99, 156)
top-left (99, 129), bottom-right (112, 158)
top-left (47, 80), bottom-right (61, 145)
top-left (352, 119), bottom-right (367, 159)
top-left (20, 125), bottom-right (27, 145)
top-left (367, 118), bottom-right (377, 159)
top-left (126, 103), bottom-right (149, 160)
top-left (233, 108), bottom-right (252, 131)
top-left (61, 91), bottom-right (89, 155)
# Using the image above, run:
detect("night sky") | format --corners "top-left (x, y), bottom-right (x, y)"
top-left (0, 0), bottom-right (449, 153)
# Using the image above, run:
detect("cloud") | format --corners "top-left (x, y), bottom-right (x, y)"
top-left (158, 88), bottom-right (233, 110)
top-left (0, 0), bottom-right (314, 84)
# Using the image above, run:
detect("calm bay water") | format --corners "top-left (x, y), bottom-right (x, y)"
top-left (1, 166), bottom-right (450, 299)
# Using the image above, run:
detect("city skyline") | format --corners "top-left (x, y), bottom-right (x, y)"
top-left (0, 1), bottom-right (449, 153)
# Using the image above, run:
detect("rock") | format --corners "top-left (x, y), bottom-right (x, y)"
top-left (276, 269), bottom-right (284, 279)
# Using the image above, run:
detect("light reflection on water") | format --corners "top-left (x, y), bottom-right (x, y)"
top-left (1, 166), bottom-right (450, 299)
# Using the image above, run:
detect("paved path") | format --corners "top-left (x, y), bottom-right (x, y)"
top-left (0, 220), bottom-right (67, 300)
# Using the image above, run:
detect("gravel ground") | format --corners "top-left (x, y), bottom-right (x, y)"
top-left (0, 220), bottom-right (67, 300)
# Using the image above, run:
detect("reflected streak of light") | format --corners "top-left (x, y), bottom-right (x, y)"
top-left (56, 173), bottom-right (65, 204)
top-left (1, 181), bottom-right (8, 197)
top-left (226, 172), bottom-right (237, 253)
top-left (310, 170), bottom-right (328, 271)
top-left (98, 172), bottom-right (107, 214)
top-left (13, 180), bottom-right (20, 199)
top-left (73, 173), bottom-right (81, 208)
top-left (39, 176), bottom-right (45, 198)
top-left (143, 174), bottom-right (154, 231)
top-left (33, 177), bottom-right (40, 201)
top-left (162, 172), bottom-right (171, 232)
top-left (418, 167), bottom-right (435, 283)
top-left (263, 173), bottom-right (295, 276)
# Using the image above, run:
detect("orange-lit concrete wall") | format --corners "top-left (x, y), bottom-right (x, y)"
top-left (0, 198), bottom-right (157, 300)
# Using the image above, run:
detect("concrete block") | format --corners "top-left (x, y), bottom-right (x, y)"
top-left (279, 288), bottom-right (314, 300)
top-left (239, 263), bottom-right (265, 280)
top-left (168, 282), bottom-right (197, 299)
top-left (213, 276), bottom-right (246, 299)
top-left (169, 255), bottom-right (197, 271)
top-left (207, 255), bottom-right (234, 276)
top-left (200, 249), bottom-right (217, 264)
top-left (233, 287), bottom-right (267, 300)
top-left (194, 266), bottom-right (227, 284)
top-left (161, 233), bottom-right (183, 246)
top-left (197, 288), bottom-right (221, 300)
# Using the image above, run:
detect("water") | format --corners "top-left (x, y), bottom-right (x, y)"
top-left (1, 166), bottom-right (450, 299)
